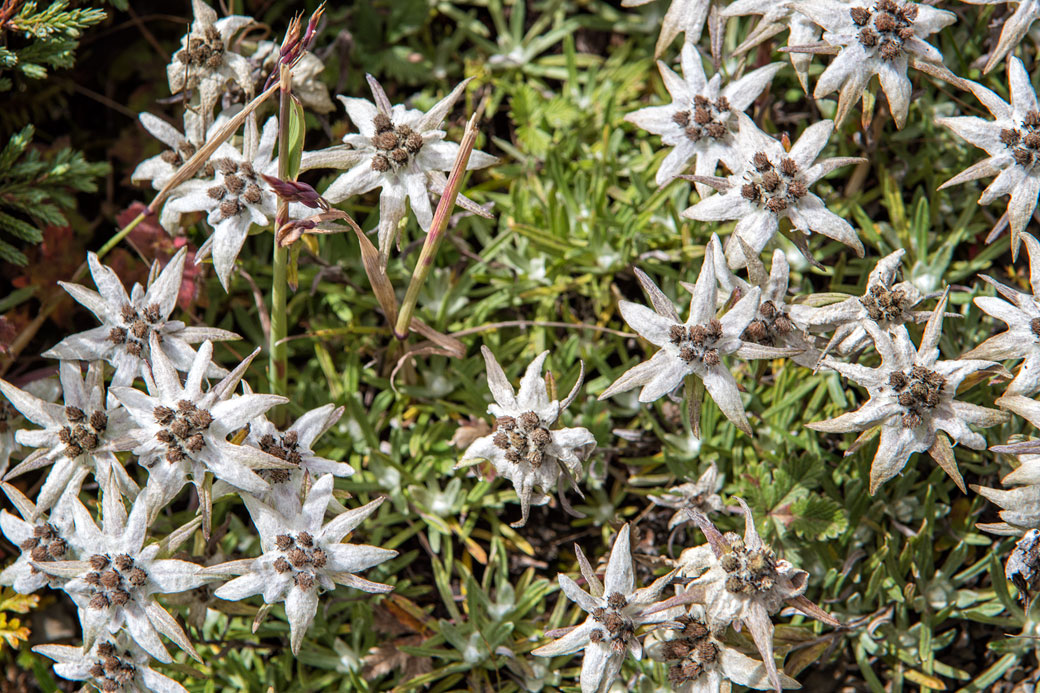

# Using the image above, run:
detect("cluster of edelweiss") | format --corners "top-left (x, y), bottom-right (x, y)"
top-left (8, 0), bottom-right (1040, 691)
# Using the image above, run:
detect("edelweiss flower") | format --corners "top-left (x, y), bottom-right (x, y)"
top-left (167, 0), bottom-right (253, 134)
top-left (459, 347), bottom-right (596, 528)
top-left (164, 117), bottom-right (280, 289)
top-left (683, 116), bottom-right (864, 269)
top-left (793, 0), bottom-right (957, 129)
top-left (43, 248), bottom-right (238, 387)
top-left (624, 42), bottom-right (783, 195)
top-left (644, 603), bottom-right (800, 692)
top-left (723, 0), bottom-right (823, 91)
top-left (600, 237), bottom-right (791, 435)
top-left (973, 447), bottom-right (1040, 534)
top-left (111, 337), bottom-right (290, 525)
top-left (960, 0), bottom-right (1040, 74)
top-left (132, 112), bottom-right (227, 194)
top-left (809, 294), bottom-right (1008, 493)
top-left (937, 57), bottom-right (1040, 255)
top-left (36, 492), bottom-right (208, 662)
top-left (246, 403), bottom-right (354, 513)
top-left (649, 463), bottom-right (724, 530)
top-left (299, 75), bottom-right (497, 259)
top-left (620, 0), bottom-right (715, 58)
top-left (962, 233), bottom-right (1040, 395)
top-left (531, 524), bottom-right (677, 693)
top-left (1, 361), bottom-right (136, 514)
top-left (679, 499), bottom-right (837, 692)
top-left (789, 248), bottom-right (929, 358)
top-left (0, 483), bottom-right (76, 594)
top-left (204, 474), bottom-right (396, 655)
top-left (35, 633), bottom-right (188, 693)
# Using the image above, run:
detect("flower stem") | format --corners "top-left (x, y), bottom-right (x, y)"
top-left (269, 63), bottom-right (292, 397)
top-left (393, 112), bottom-right (480, 339)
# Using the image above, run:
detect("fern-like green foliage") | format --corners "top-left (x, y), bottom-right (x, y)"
top-left (0, 124), bottom-right (109, 265)
top-left (0, 0), bottom-right (107, 91)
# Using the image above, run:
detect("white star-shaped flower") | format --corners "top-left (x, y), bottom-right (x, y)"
top-left (960, 0), bottom-right (1040, 74)
top-left (0, 482), bottom-right (76, 594)
top-left (111, 337), bottom-right (290, 526)
top-left (36, 490), bottom-right (209, 663)
top-left (625, 42), bottom-right (783, 196)
top-left (43, 248), bottom-right (238, 387)
top-left (936, 56), bottom-right (1040, 255)
top-left (163, 117), bottom-right (279, 290)
top-left (459, 347), bottom-right (596, 528)
top-left (679, 499), bottom-right (837, 692)
top-left (793, 0), bottom-right (957, 129)
top-left (962, 233), bottom-right (1040, 395)
top-left (683, 116), bottom-right (864, 269)
top-left (648, 462), bottom-right (724, 531)
top-left (299, 74), bottom-right (497, 260)
top-left (166, 0), bottom-right (254, 137)
top-left (789, 248), bottom-right (929, 358)
top-left (531, 524), bottom-right (677, 693)
top-left (974, 447), bottom-right (1040, 535)
top-left (204, 474), bottom-right (396, 655)
top-left (620, 0), bottom-right (714, 58)
top-left (600, 236), bottom-right (791, 435)
top-left (35, 633), bottom-right (189, 693)
top-left (722, 0), bottom-right (823, 91)
top-left (809, 294), bottom-right (1008, 493)
top-left (1, 361), bottom-right (136, 515)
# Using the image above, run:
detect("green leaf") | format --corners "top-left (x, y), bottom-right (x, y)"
top-left (285, 93), bottom-right (305, 181)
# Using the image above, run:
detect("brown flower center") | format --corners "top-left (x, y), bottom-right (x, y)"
top-left (1002, 111), bottom-right (1040, 168)
top-left (742, 300), bottom-right (794, 346)
top-left (492, 411), bottom-right (553, 468)
top-left (257, 430), bottom-right (301, 484)
top-left (107, 303), bottom-right (165, 360)
top-left (663, 616), bottom-right (719, 685)
top-left (370, 112), bottom-right (425, 173)
top-left (153, 400), bottom-right (213, 464)
top-left (273, 532), bottom-right (328, 589)
top-left (589, 592), bottom-right (635, 654)
top-left (207, 158), bottom-right (265, 221)
top-left (21, 522), bottom-right (67, 575)
top-left (84, 554), bottom-right (148, 611)
top-left (740, 152), bottom-right (808, 214)
top-left (720, 534), bottom-right (778, 594)
top-left (673, 95), bottom-right (732, 143)
top-left (888, 366), bottom-right (945, 429)
top-left (87, 641), bottom-right (137, 689)
top-left (851, 0), bottom-right (918, 61)
top-left (671, 319), bottom-right (724, 366)
top-left (860, 283), bottom-right (913, 325)
top-left (176, 25), bottom-right (226, 75)
top-left (57, 405), bottom-right (107, 460)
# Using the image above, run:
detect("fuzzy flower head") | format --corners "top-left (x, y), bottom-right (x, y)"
top-left (684, 117), bottom-right (864, 269)
top-left (43, 248), bottom-right (238, 387)
top-left (111, 338), bottom-right (290, 525)
top-left (809, 294), bottom-right (1008, 493)
top-left (164, 117), bottom-right (279, 289)
top-left (962, 233), bottom-right (1040, 395)
top-left (460, 347), bottom-right (596, 528)
top-left (600, 237), bottom-right (797, 436)
top-left (648, 463), bottom-right (724, 531)
top-left (0, 483), bottom-right (76, 594)
top-left (793, 0), bottom-right (957, 129)
top-left (680, 499), bottom-right (836, 692)
top-left (167, 0), bottom-right (253, 135)
top-left (206, 474), bottom-right (396, 655)
top-left (246, 403), bottom-right (354, 513)
top-left (36, 490), bottom-right (208, 663)
top-left (937, 57), bottom-right (1040, 256)
top-left (645, 603), bottom-right (800, 692)
top-left (300, 75), bottom-right (496, 260)
top-left (723, 0), bottom-right (823, 91)
top-left (531, 524), bottom-right (677, 693)
top-left (35, 633), bottom-right (189, 693)
top-left (131, 113), bottom-right (228, 197)
top-left (1, 361), bottom-right (136, 515)
top-left (790, 249), bottom-right (928, 358)
top-left (625, 42), bottom-right (783, 195)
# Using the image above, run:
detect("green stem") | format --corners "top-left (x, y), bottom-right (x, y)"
top-left (269, 64), bottom-right (292, 398)
top-left (394, 113), bottom-right (479, 339)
